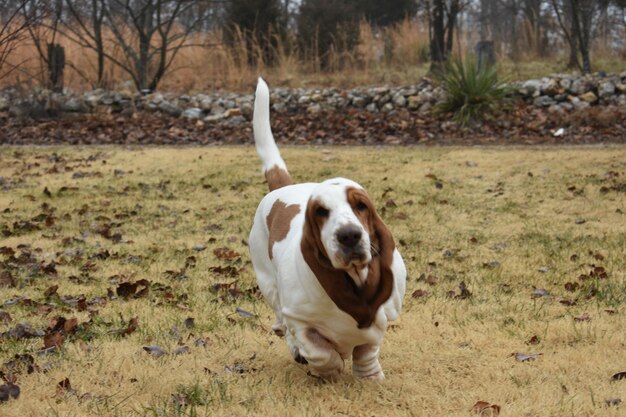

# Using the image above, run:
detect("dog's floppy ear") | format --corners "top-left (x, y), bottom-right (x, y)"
top-left (361, 209), bottom-right (395, 324)
top-left (301, 198), bottom-right (373, 328)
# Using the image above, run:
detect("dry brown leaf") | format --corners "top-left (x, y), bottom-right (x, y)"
top-left (471, 401), bottom-right (501, 415)
top-left (43, 332), bottom-right (65, 349)
top-left (213, 247), bottom-right (240, 260)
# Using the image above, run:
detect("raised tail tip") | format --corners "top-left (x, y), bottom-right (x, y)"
top-left (256, 77), bottom-right (269, 98)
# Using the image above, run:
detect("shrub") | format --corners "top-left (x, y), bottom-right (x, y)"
top-left (435, 56), bottom-right (513, 126)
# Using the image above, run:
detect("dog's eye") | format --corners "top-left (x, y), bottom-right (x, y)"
top-left (315, 207), bottom-right (329, 218)
top-left (356, 202), bottom-right (367, 212)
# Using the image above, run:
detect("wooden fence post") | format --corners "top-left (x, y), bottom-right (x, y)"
top-left (475, 41), bottom-right (496, 71)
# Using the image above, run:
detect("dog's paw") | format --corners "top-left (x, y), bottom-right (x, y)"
top-left (308, 369), bottom-right (340, 383)
top-left (290, 346), bottom-right (308, 364)
top-left (359, 370), bottom-right (385, 381)
top-left (271, 322), bottom-right (286, 337)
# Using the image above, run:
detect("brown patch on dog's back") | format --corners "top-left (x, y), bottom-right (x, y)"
top-left (265, 165), bottom-right (292, 192)
top-left (266, 199), bottom-right (300, 260)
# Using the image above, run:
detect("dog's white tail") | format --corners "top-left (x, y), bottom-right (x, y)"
top-left (253, 78), bottom-right (292, 192)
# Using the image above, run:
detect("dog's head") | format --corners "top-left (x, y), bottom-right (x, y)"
top-left (301, 178), bottom-right (395, 328)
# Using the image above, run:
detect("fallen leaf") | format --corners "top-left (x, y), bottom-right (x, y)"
top-left (184, 256), bottom-right (197, 268)
top-left (471, 401), bottom-right (501, 415)
top-left (411, 289), bottom-right (429, 299)
top-left (122, 317), bottom-right (138, 336)
top-left (116, 280), bottom-right (150, 298)
top-left (514, 352), bottom-right (542, 362)
top-left (43, 332), bottom-right (65, 349)
top-left (116, 282), bottom-right (138, 298)
top-left (224, 362), bottom-right (255, 374)
top-left (526, 335), bottom-right (540, 345)
top-left (590, 266), bottom-right (608, 279)
top-left (235, 307), bottom-right (256, 318)
top-left (194, 337), bottom-right (211, 347)
top-left (57, 377), bottom-right (72, 392)
top-left (143, 345), bottom-right (168, 358)
top-left (531, 288), bottom-right (550, 298)
top-left (213, 247), bottom-right (240, 260)
top-left (426, 275), bottom-right (439, 285)
top-left (0, 271), bottom-right (15, 288)
top-left (612, 371), bottom-right (626, 381)
top-left (471, 401), bottom-right (500, 416)
top-left (0, 383), bottom-right (20, 403)
top-left (174, 346), bottom-right (191, 355)
top-left (574, 312), bottom-right (591, 322)
top-left (208, 265), bottom-right (240, 277)
top-left (63, 318), bottom-right (79, 334)
top-left (456, 281), bottom-right (472, 299)
top-left (483, 260), bottom-right (501, 269)
top-left (0, 311), bottom-right (12, 322)
top-left (110, 317), bottom-right (138, 337)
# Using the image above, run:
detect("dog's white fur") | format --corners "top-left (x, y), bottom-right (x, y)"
top-left (249, 78), bottom-right (406, 380)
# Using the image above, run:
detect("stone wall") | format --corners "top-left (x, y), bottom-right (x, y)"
top-left (1, 71), bottom-right (625, 125)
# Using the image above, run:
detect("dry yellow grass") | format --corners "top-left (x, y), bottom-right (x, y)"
top-left (0, 145), bottom-right (625, 417)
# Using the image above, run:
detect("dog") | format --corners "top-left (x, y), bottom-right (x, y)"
top-left (249, 78), bottom-right (406, 380)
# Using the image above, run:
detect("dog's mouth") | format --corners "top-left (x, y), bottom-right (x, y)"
top-left (346, 263), bottom-right (368, 287)
top-left (340, 251), bottom-right (370, 287)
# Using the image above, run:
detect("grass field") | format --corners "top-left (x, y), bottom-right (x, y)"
top-left (0, 146), bottom-right (625, 417)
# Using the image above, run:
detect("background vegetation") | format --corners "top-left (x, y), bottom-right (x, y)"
top-left (0, 0), bottom-right (624, 92)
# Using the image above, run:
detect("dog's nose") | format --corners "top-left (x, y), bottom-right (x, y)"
top-left (337, 226), bottom-right (362, 248)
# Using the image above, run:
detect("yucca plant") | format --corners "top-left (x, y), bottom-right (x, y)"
top-left (435, 56), bottom-right (513, 126)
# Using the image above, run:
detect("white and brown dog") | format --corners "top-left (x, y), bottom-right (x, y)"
top-left (249, 78), bottom-right (406, 380)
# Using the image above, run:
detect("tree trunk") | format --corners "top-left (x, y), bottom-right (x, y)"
top-left (570, 0), bottom-right (591, 73)
top-left (429, 0), bottom-right (446, 72)
top-left (565, 1), bottom-right (580, 69)
top-left (47, 43), bottom-right (64, 92)
top-left (92, 0), bottom-right (105, 87)
top-left (479, 0), bottom-right (490, 40)
top-left (445, 1), bottom-right (460, 56)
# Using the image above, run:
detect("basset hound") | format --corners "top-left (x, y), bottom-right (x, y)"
top-left (249, 78), bottom-right (406, 380)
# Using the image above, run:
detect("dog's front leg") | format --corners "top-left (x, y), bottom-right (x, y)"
top-left (294, 327), bottom-right (344, 380)
top-left (352, 344), bottom-right (384, 380)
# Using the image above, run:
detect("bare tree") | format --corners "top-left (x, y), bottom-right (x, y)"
top-left (0, 0), bottom-right (41, 80)
top-left (62, 0), bottom-right (107, 87)
top-left (551, 0), bottom-right (599, 73)
top-left (101, 0), bottom-right (212, 92)
top-left (23, 0), bottom-right (66, 91)
top-left (422, 0), bottom-right (468, 71)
